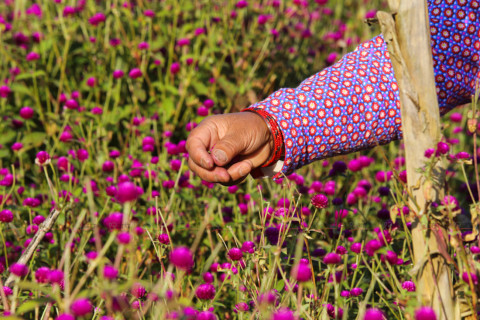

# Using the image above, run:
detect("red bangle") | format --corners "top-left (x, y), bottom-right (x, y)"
top-left (242, 108), bottom-right (284, 168)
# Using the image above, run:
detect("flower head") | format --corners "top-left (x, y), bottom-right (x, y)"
top-left (169, 246), bottom-right (194, 270)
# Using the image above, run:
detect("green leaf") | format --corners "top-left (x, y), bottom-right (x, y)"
top-left (275, 279), bottom-right (285, 292)
top-left (161, 98), bottom-right (175, 116)
top-left (15, 71), bottom-right (46, 81)
top-left (0, 149), bottom-right (10, 159)
top-left (191, 81), bottom-right (209, 96)
top-left (10, 83), bottom-right (32, 96)
top-left (16, 298), bottom-right (48, 314)
top-left (22, 132), bottom-right (47, 146)
top-left (0, 130), bottom-right (16, 145)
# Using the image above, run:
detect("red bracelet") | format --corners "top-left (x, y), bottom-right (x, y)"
top-left (242, 108), bottom-right (285, 168)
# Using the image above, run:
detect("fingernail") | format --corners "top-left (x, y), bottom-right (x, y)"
top-left (201, 158), bottom-right (211, 169)
top-left (238, 167), bottom-right (246, 177)
top-left (212, 149), bottom-right (227, 164)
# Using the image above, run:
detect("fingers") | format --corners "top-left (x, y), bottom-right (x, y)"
top-left (187, 158), bottom-right (232, 184)
top-left (225, 159), bottom-right (254, 182)
top-left (186, 130), bottom-right (214, 170)
top-left (211, 134), bottom-right (246, 167)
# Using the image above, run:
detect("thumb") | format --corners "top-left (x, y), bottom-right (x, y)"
top-left (211, 134), bottom-right (246, 166)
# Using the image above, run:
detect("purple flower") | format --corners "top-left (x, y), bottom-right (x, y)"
top-left (170, 247), bottom-right (194, 270)
top-left (131, 282), bottom-right (146, 298)
top-left (35, 267), bottom-right (50, 283)
top-left (144, 9), bottom-right (155, 17)
top-left (270, 308), bottom-right (294, 320)
top-left (414, 307), bottom-right (437, 320)
top-left (113, 70), bottom-right (124, 79)
top-left (436, 142), bottom-right (450, 155)
top-left (257, 14), bottom-right (271, 25)
top-left (48, 269), bottom-right (64, 284)
top-left (235, 1), bottom-right (248, 8)
top-left (311, 193), bottom-right (328, 209)
top-left (129, 68), bottom-right (143, 79)
top-left (326, 52), bottom-right (338, 65)
top-left (462, 271), bottom-right (478, 285)
top-left (197, 311), bottom-right (217, 320)
top-left (365, 239), bottom-right (383, 256)
top-left (117, 232), bottom-right (131, 244)
top-left (102, 161), bottom-right (114, 172)
top-left (71, 298), bottom-right (92, 316)
top-left (364, 308), bottom-right (385, 320)
top-left (228, 248), bottom-right (243, 261)
top-left (158, 233), bottom-right (170, 244)
top-left (103, 265), bottom-right (118, 280)
top-left (323, 252), bottom-right (341, 265)
top-left (19, 106), bottom-right (34, 119)
top-left (0, 85), bottom-right (11, 98)
top-left (10, 263), bottom-right (29, 277)
top-left (88, 13), bottom-right (106, 26)
top-left (138, 42), bottom-right (149, 50)
top-left (11, 142), bottom-right (23, 151)
top-left (0, 209), bottom-right (13, 223)
top-left (26, 51), bottom-right (40, 61)
top-left (291, 261), bottom-right (312, 282)
top-left (77, 149), bottom-right (89, 161)
top-left (350, 287), bottom-right (363, 296)
top-left (241, 241), bottom-right (255, 253)
top-left (196, 283), bottom-right (216, 300)
top-left (450, 112), bottom-right (462, 123)
top-left (177, 38), bottom-right (190, 46)
top-left (402, 280), bottom-right (416, 292)
top-left (116, 182), bottom-right (138, 203)
top-left (63, 6), bottom-right (76, 16)
top-left (86, 77), bottom-right (96, 87)
top-left (170, 62), bottom-right (180, 75)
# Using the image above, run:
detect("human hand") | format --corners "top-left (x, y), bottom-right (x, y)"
top-left (186, 112), bottom-right (273, 185)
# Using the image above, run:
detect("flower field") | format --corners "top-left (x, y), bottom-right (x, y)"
top-left (0, 1), bottom-right (479, 319)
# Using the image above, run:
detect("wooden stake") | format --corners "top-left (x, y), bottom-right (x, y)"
top-left (376, 2), bottom-right (454, 319)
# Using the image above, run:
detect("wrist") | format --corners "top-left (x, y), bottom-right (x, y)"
top-left (241, 108), bottom-right (284, 167)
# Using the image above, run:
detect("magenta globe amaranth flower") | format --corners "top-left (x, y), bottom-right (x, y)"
top-left (228, 247), bottom-right (243, 261)
top-left (415, 307), bottom-right (437, 320)
top-left (19, 106), bottom-right (34, 119)
top-left (48, 269), bottom-right (64, 284)
top-left (197, 311), bottom-right (217, 320)
top-left (0, 85), bottom-right (11, 98)
top-left (402, 280), bottom-right (416, 292)
top-left (271, 308), bottom-right (294, 320)
top-left (26, 51), bottom-right (40, 61)
top-left (129, 68), bottom-right (143, 79)
top-left (364, 308), bottom-right (385, 320)
top-left (170, 62), bottom-right (180, 75)
top-left (462, 271), bottom-right (478, 285)
top-left (436, 141), bottom-right (450, 155)
top-left (196, 283), bottom-right (216, 300)
top-left (291, 261), bottom-right (312, 282)
top-left (323, 252), bottom-right (341, 265)
top-left (131, 282), bottom-right (146, 298)
top-left (35, 266), bottom-right (50, 283)
top-left (116, 182), bottom-right (138, 203)
top-left (311, 193), bottom-right (328, 209)
top-left (10, 263), bottom-right (28, 277)
top-left (71, 298), bottom-right (92, 316)
top-left (0, 209), bottom-right (13, 223)
top-left (170, 246), bottom-right (194, 270)
top-left (113, 70), bottom-right (124, 79)
top-left (103, 265), bottom-right (118, 280)
top-left (117, 232), bottom-right (131, 244)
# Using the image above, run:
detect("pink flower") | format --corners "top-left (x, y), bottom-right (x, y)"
top-left (196, 283), bottom-right (216, 300)
top-left (71, 298), bottom-right (92, 316)
top-left (323, 252), bottom-right (341, 265)
top-left (169, 246), bottom-right (194, 270)
top-left (19, 106), bottom-right (34, 119)
top-left (129, 68), bottom-right (143, 79)
top-left (414, 307), bottom-right (437, 320)
top-left (86, 77), bottom-right (96, 87)
top-left (26, 52), bottom-right (40, 61)
top-left (228, 248), bottom-right (243, 261)
top-left (291, 261), bottom-right (312, 282)
top-left (0, 85), bottom-right (11, 98)
top-left (311, 193), bottom-right (328, 209)
top-left (170, 62), bottom-right (180, 75)
top-left (116, 182), bottom-right (138, 203)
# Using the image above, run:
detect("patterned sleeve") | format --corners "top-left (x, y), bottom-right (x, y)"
top-left (243, 0), bottom-right (480, 180)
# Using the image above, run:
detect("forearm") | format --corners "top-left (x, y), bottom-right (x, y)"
top-left (244, 0), bottom-right (480, 179)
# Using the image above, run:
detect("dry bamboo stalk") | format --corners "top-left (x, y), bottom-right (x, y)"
top-left (4, 204), bottom-right (70, 288)
top-left (376, 2), bottom-right (454, 319)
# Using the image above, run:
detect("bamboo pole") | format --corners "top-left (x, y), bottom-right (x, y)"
top-left (376, 1), bottom-right (454, 319)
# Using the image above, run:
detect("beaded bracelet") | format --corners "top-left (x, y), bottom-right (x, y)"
top-left (242, 107), bottom-right (285, 168)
